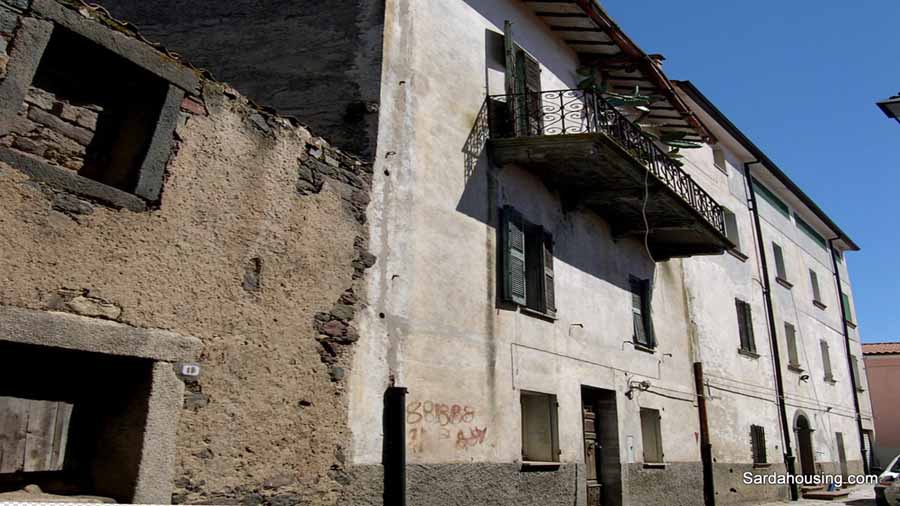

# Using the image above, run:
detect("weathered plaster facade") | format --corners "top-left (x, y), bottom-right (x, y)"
top-left (0, 0), bottom-right (875, 505)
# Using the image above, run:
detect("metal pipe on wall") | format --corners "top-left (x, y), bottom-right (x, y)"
top-left (828, 238), bottom-right (870, 475)
top-left (744, 162), bottom-right (800, 501)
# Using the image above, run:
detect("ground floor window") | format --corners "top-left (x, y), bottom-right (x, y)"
top-left (521, 391), bottom-right (559, 462)
top-left (751, 425), bottom-right (767, 464)
top-left (640, 408), bottom-right (664, 463)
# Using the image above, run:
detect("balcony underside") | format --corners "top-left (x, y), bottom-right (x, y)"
top-left (489, 133), bottom-right (731, 261)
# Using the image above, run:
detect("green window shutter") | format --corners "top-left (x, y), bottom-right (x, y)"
top-left (543, 232), bottom-right (555, 316)
top-left (503, 21), bottom-right (516, 96)
top-left (502, 206), bottom-right (526, 305)
top-left (841, 292), bottom-right (853, 322)
top-left (736, 300), bottom-right (755, 352)
top-left (644, 280), bottom-right (656, 348)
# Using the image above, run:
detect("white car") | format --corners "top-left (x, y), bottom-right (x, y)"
top-left (877, 454), bottom-right (900, 506)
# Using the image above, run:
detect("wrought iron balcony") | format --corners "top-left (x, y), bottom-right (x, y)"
top-left (485, 88), bottom-right (731, 260)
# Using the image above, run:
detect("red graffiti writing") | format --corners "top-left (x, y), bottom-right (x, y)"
top-left (455, 427), bottom-right (488, 450)
top-left (406, 401), bottom-right (475, 426)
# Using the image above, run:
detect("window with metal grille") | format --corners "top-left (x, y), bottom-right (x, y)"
top-left (750, 425), bottom-right (767, 464)
top-left (785, 323), bottom-right (801, 369)
top-left (735, 299), bottom-right (756, 353)
top-left (640, 408), bottom-right (664, 463)
top-left (521, 391), bottom-right (559, 463)
top-left (630, 277), bottom-right (655, 349)
top-left (821, 340), bottom-right (835, 382)
top-left (500, 206), bottom-right (555, 317)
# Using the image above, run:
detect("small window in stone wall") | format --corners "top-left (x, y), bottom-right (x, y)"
top-left (521, 391), bottom-right (559, 463)
top-left (0, 1), bottom-right (193, 211)
top-left (2, 27), bottom-right (170, 198)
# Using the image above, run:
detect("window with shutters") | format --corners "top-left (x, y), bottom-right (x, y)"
top-left (850, 355), bottom-right (864, 391)
top-left (750, 425), bottom-right (767, 464)
top-left (640, 408), bottom-right (664, 464)
top-left (500, 206), bottom-right (555, 317)
top-left (630, 277), bottom-right (655, 349)
top-left (821, 339), bottom-right (835, 383)
top-left (713, 145), bottom-right (728, 173)
top-left (785, 323), bottom-right (801, 371)
top-left (840, 292), bottom-right (854, 324)
top-left (735, 299), bottom-right (757, 355)
top-left (810, 269), bottom-right (826, 309)
top-left (723, 207), bottom-right (743, 254)
top-left (772, 242), bottom-right (791, 287)
top-left (521, 391), bottom-right (559, 463)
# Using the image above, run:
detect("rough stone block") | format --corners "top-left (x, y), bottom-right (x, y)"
top-left (0, 8), bottom-right (18, 34)
top-left (27, 106), bottom-right (94, 145)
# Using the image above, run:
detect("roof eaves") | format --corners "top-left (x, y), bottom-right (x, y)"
top-left (573, 0), bottom-right (713, 142)
top-left (674, 80), bottom-right (860, 252)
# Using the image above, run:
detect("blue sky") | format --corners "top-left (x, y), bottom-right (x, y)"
top-left (601, 0), bottom-right (900, 344)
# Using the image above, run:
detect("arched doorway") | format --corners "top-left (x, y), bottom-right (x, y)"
top-left (795, 414), bottom-right (816, 477)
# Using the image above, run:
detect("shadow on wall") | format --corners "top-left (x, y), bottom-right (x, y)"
top-left (461, 0), bottom-right (580, 88)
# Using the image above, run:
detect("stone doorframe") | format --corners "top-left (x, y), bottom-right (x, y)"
top-left (0, 304), bottom-right (201, 504)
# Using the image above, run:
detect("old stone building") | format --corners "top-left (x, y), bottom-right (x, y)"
top-left (0, 0), bottom-right (875, 505)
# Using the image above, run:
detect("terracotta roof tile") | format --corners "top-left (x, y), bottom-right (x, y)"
top-left (862, 342), bottom-right (900, 355)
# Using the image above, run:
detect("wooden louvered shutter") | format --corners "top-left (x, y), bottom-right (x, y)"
top-left (644, 280), bottom-right (656, 347)
top-left (516, 49), bottom-right (543, 136)
top-left (736, 300), bottom-right (755, 352)
top-left (751, 425), bottom-right (767, 464)
top-left (631, 279), bottom-right (646, 345)
top-left (502, 206), bottom-right (526, 305)
top-left (543, 232), bottom-right (555, 316)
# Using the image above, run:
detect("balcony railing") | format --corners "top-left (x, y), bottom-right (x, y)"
top-left (486, 88), bottom-right (726, 236)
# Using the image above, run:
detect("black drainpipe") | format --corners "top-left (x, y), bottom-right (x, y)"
top-left (744, 162), bottom-right (799, 501)
top-left (694, 362), bottom-right (715, 506)
top-left (384, 385), bottom-right (408, 505)
top-left (828, 238), bottom-right (870, 475)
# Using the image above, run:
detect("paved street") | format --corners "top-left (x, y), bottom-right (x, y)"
top-left (756, 486), bottom-right (877, 506)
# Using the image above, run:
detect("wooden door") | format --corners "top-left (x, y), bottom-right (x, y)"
top-left (0, 396), bottom-right (73, 473)
top-left (583, 400), bottom-right (602, 506)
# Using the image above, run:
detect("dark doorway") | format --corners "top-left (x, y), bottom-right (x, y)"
top-left (796, 414), bottom-right (816, 477)
top-left (581, 387), bottom-right (621, 506)
top-left (836, 432), bottom-right (848, 479)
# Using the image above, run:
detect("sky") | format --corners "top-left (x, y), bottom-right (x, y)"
top-left (600, 0), bottom-right (900, 344)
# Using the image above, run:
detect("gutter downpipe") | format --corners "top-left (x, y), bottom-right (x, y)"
top-left (694, 362), bottom-right (715, 506)
top-left (744, 162), bottom-right (799, 501)
top-left (828, 238), bottom-right (870, 475)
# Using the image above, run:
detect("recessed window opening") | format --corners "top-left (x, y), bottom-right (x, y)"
top-left (521, 391), bottom-right (559, 463)
top-left (0, 342), bottom-right (153, 503)
top-left (8, 27), bottom-right (169, 196)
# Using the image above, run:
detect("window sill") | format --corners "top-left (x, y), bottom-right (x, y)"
top-left (518, 306), bottom-right (557, 322)
top-left (813, 300), bottom-right (827, 310)
top-left (727, 249), bottom-right (749, 262)
top-left (753, 463), bottom-right (773, 469)
top-left (845, 320), bottom-right (857, 329)
top-left (633, 342), bottom-right (656, 354)
top-left (521, 461), bottom-right (560, 470)
top-left (788, 364), bottom-right (805, 373)
top-left (776, 277), bottom-right (793, 289)
top-left (738, 348), bottom-right (760, 359)
top-left (643, 462), bottom-right (668, 469)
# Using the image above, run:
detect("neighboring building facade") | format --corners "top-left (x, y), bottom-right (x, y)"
top-left (0, 1), bottom-right (875, 506)
top-left (863, 343), bottom-right (900, 466)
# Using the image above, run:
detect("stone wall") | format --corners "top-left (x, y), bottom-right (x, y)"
top-left (0, 4), bottom-right (377, 502)
top-left (1, 87), bottom-right (100, 171)
top-left (99, 0), bottom-right (386, 160)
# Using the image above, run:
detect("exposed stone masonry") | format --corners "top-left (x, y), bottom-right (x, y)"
top-left (1, 86), bottom-right (101, 171)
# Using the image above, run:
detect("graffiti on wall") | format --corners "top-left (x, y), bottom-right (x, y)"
top-left (406, 400), bottom-right (488, 453)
